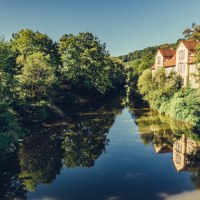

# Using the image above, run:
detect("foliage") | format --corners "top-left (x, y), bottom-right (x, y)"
top-left (119, 43), bottom-right (177, 63)
top-left (15, 52), bottom-right (57, 104)
top-left (123, 42), bottom-right (178, 101)
top-left (0, 39), bottom-right (17, 105)
top-left (11, 29), bottom-right (59, 67)
top-left (137, 67), bottom-right (200, 126)
top-left (58, 32), bottom-right (126, 94)
top-left (159, 89), bottom-right (200, 126)
top-left (183, 23), bottom-right (200, 41)
top-left (138, 68), bottom-right (182, 110)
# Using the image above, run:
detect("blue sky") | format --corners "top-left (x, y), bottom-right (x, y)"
top-left (0, 0), bottom-right (200, 56)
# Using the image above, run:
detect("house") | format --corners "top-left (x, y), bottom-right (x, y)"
top-left (152, 49), bottom-right (176, 74)
top-left (152, 40), bottom-right (200, 88)
top-left (173, 134), bottom-right (199, 172)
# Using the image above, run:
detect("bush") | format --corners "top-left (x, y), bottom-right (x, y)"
top-left (137, 68), bottom-right (200, 127)
top-left (160, 89), bottom-right (200, 126)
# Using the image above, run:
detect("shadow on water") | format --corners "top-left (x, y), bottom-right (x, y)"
top-left (0, 96), bottom-right (200, 200)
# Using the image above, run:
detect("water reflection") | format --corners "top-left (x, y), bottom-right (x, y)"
top-left (130, 107), bottom-right (200, 190)
top-left (18, 132), bottom-right (63, 192)
top-left (0, 97), bottom-right (124, 198)
top-left (0, 98), bottom-right (200, 200)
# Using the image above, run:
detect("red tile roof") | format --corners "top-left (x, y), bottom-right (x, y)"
top-left (159, 49), bottom-right (176, 58)
top-left (181, 40), bottom-right (199, 51)
top-left (164, 54), bottom-right (176, 67)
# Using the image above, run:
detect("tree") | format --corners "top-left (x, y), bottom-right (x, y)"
top-left (15, 52), bottom-right (57, 104)
top-left (137, 69), bottom-right (155, 96)
top-left (138, 68), bottom-right (182, 110)
top-left (183, 23), bottom-right (200, 41)
top-left (0, 38), bottom-right (17, 105)
top-left (58, 32), bottom-right (125, 94)
top-left (11, 29), bottom-right (60, 67)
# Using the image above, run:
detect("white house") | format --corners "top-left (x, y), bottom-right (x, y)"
top-left (152, 40), bottom-right (200, 88)
top-left (152, 49), bottom-right (176, 74)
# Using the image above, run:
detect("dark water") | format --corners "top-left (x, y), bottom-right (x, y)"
top-left (1, 98), bottom-right (200, 200)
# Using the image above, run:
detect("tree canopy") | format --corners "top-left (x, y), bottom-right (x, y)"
top-left (58, 32), bottom-right (126, 94)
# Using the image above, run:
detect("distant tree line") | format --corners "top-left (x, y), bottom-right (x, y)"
top-left (118, 43), bottom-right (178, 63)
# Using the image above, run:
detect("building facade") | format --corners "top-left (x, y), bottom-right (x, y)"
top-left (152, 40), bottom-right (200, 88)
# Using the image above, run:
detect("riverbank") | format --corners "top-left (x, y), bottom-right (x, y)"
top-left (137, 69), bottom-right (200, 128)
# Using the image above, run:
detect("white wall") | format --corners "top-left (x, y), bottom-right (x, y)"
top-left (155, 51), bottom-right (164, 69)
top-left (176, 42), bottom-right (189, 87)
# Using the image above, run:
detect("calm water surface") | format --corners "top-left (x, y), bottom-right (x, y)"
top-left (1, 99), bottom-right (200, 200)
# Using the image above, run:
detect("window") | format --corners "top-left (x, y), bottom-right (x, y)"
top-left (175, 153), bottom-right (181, 164)
top-left (157, 56), bottom-right (161, 66)
top-left (178, 50), bottom-right (185, 61)
top-left (176, 142), bottom-right (182, 153)
top-left (178, 64), bottom-right (185, 73)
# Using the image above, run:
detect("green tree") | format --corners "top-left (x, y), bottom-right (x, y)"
top-left (58, 32), bottom-right (125, 94)
top-left (0, 38), bottom-right (17, 105)
top-left (138, 68), bottom-right (182, 110)
top-left (15, 52), bottom-right (57, 104)
top-left (137, 69), bottom-right (155, 96)
top-left (183, 23), bottom-right (200, 41)
top-left (11, 29), bottom-right (60, 67)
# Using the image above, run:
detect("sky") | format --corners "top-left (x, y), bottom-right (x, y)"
top-left (0, 0), bottom-right (200, 56)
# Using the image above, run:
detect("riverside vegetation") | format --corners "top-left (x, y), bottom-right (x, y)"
top-left (0, 30), bottom-right (126, 155)
top-left (1, 26), bottom-right (200, 200)
top-left (0, 24), bottom-right (200, 157)
top-left (123, 23), bottom-right (200, 129)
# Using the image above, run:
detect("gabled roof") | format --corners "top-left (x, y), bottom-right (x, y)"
top-left (164, 54), bottom-right (176, 67)
top-left (181, 40), bottom-right (199, 51)
top-left (159, 49), bottom-right (176, 58)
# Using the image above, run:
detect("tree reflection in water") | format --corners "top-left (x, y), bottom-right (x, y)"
top-left (0, 153), bottom-right (27, 200)
top-left (2, 97), bottom-right (200, 198)
top-left (129, 105), bottom-right (200, 189)
top-left (18, 131), bottom-right (63, 192)
top-left (0, 97), bottom-right (124, 195)
top-left (0, 108), bottom-right (28, 200)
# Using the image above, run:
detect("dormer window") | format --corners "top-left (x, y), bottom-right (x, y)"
top-left (178, 50), bottom-right (185, 61)
top-left (157, 56), bottom-right (161, 66)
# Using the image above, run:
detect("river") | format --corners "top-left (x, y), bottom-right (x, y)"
top-left (1, 97), bottom-right (200, 200)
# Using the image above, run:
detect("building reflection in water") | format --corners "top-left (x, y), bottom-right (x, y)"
top-left (153, 133), bottom-right (200, 172)
top-left (173, 134), bottom-right (199, 172)
top-left (131, 108), bottom-right (200, 174)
